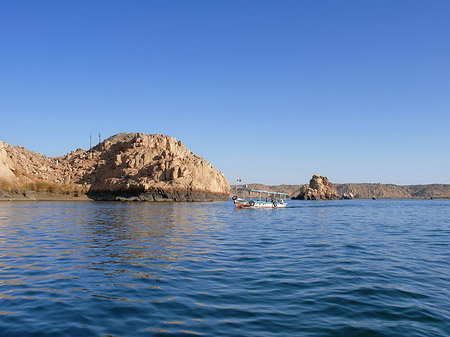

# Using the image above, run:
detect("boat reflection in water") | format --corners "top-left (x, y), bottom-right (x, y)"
top-left (232, 188), bottom-right (288, 208)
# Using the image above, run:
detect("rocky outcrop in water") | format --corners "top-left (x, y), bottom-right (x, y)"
top-left (292, 174), bottom-right (340, 200)
top-left (0, 133), bottom-right (230, 201)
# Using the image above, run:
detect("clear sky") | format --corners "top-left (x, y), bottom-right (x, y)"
top-left (1, 0), bottom-right (449, 185)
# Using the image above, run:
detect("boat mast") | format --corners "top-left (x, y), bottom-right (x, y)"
top-left (236, 174), bottom-right (241, 196)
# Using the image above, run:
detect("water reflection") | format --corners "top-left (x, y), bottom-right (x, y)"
top-left (79, 202), bottom-right (221, 263)
top-left (0, 202), bottom-right (224, 303)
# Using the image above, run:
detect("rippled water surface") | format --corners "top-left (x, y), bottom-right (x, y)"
top-left (1, 200), bottom-right (449, 336)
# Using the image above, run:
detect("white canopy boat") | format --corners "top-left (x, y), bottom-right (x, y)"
top-left (232, 188), bottom-right (288, 209)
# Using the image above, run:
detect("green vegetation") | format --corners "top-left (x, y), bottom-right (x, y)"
top-left (0, 179), bottom-right (15, 192)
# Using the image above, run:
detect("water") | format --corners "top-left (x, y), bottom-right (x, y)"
top-left (0, 199), bottom-right (449, 336)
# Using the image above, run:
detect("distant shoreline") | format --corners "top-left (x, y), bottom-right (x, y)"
top-left (231, 183), bottom-right (450, 200)
top-left (1, 191), bottom-right (450, 202)
top-left (1, 194), bottom-right (449, 202)
top-left (2, 182), bottom-right (450, 202)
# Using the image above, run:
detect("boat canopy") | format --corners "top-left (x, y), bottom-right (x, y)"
top-left (238, 188), bottom-right (288, 197)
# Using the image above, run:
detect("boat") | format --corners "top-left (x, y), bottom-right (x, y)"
top-left (232, 188), bottom-right (288, 208)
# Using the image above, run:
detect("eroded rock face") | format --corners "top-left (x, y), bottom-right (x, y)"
top-left (0, 133), bottom-right (230, 201)
top-left (293, 174), bottom-right (340, 200)
top-left (0, 141), bottom-right (16, 183)
top-left (0, 140), bottom-right (58, 185)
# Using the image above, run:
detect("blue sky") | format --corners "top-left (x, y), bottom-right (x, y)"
top-left (1, 0), bottom-right (449, 185)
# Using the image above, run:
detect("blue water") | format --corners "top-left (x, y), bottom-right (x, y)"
top-left (0, 199), bottom-right (449, 336)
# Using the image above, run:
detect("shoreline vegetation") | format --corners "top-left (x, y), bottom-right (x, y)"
top-left (0, 181), bottom-right (229, 202)
top-left (0, 180), bottom-right (89, 201)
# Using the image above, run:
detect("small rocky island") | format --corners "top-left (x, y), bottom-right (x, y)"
top-left (0, 133), bottom-right (230, 201)
top-left (292, 174), bottom-right (340, 200)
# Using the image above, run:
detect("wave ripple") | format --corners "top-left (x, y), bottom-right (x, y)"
top-left (0, 200), bottom-right (449, 336)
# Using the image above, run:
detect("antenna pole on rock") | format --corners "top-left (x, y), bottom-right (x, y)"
top-left (90, 134), bottom-right (92, 151)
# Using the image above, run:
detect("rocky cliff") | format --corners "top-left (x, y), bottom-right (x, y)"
top-left (0, 133), bottom-right (230, 201)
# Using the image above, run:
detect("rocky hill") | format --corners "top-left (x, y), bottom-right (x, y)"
top-left (0, 133), bottom-right (230, 201)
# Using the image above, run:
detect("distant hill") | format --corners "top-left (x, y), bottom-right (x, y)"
top-left (231, 183), bottom-right (450, 199)
top-left (334, 183), bottom-right (450, 199)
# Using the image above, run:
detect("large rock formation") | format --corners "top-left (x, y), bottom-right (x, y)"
top-left (293, 174), bottom-right (340, 200)
top-left (0, 133), bottom-right (230, 201)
